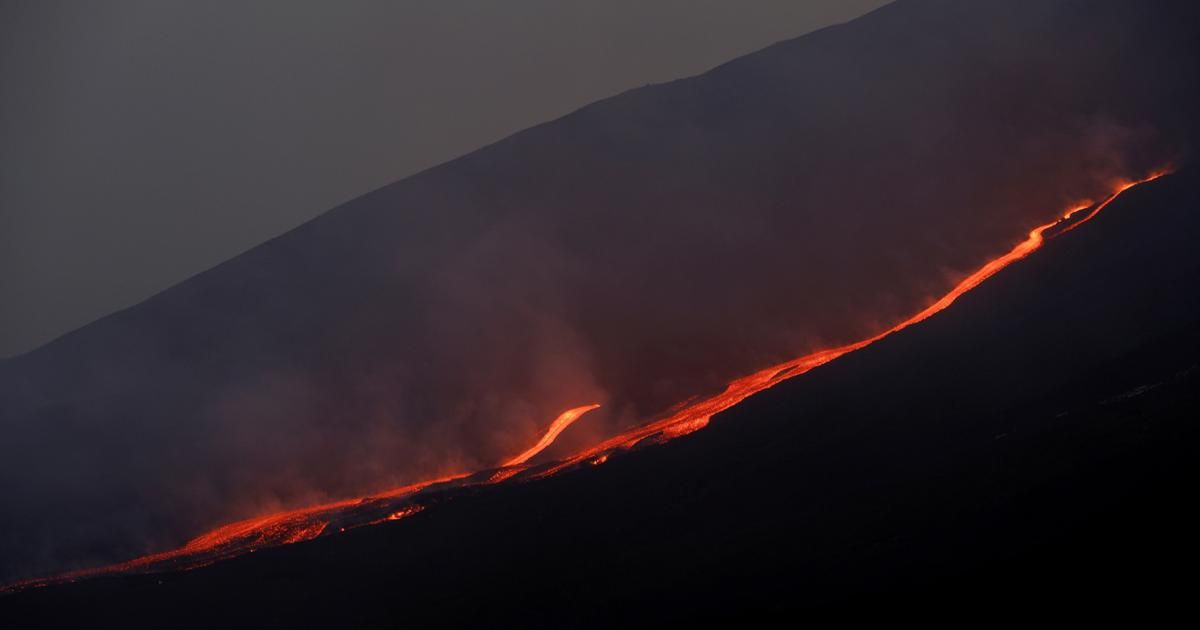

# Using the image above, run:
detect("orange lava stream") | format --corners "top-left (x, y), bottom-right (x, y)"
top-left (1055, 177), bottom-right (1157, 235)
top-left (504, 404), bottom-right (603, 466)
top-left (525, 170), bottom-right (1167, 478)
top-left (4, 171), bottom-right (1166, 593)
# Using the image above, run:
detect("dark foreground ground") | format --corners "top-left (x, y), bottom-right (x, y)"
top-left (3, 170), bottom-right (1198, 626)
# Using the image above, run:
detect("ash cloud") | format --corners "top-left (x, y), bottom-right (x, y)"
top-left (1, 0), bottom-right (1198, 582)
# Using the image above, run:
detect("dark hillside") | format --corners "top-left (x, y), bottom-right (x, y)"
top-left (5, 167), bottom-right (1197, 627)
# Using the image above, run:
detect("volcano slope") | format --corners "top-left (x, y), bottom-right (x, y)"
top-left (2, 0), bottom-right (1199, 585)
top-left (4, 175), bottom-right (1198, 624)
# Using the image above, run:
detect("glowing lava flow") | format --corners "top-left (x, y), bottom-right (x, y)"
top-left (3, 171), bottom-right (1166, 593)
top-left (1056, 177), bottom-right (1158, 235)
top-left (504, 404), bottom-right (603, 466)
top-left (524, 170), bottom-right (1168, 479)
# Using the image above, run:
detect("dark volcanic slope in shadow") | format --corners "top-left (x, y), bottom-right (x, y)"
top-left (4, 168), bottom-right (1198, 626)
top-left (1, 0), bottom-right (1198, 582)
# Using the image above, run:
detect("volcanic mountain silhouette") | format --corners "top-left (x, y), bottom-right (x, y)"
top-left (1, 0), bottom-right (1198, 599)
top-left (5, 157), bottom-right (1198, 628)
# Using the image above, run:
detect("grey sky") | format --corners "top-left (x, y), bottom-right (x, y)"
top-left (0, 0), bottom-right (889, 357)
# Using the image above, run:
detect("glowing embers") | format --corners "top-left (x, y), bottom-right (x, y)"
top-left (487, 467), bottom-right (527, 484)
top-left (386, 505), bottom-right (425, 521)
top-left (279, 521), bottom-right (329, 544)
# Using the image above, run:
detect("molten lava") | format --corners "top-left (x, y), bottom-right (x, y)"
top-left (1054, 177), bottom-right (1155, 235)
top-left (504, 404), bottom-right (603, 466)
top-left (3, 171), bottom-right (1167, 593)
